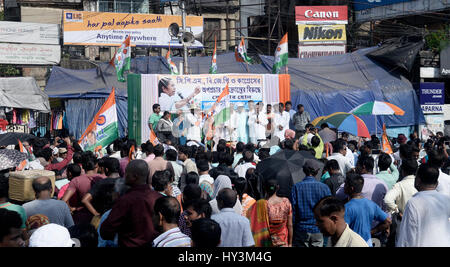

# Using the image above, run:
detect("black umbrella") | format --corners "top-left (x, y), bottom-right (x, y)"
top-left (255, 149), bottom-right (324, 198)
top-left (0, 132), bottom-right (35, 147)
top-left (0, 149), bottom-right (27, 171)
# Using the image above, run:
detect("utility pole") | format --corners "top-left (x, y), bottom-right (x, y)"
top-left (181, 0), bottom-right (188, 74)
top-left (226, 0), bottom-right (230, 51)
top-left (277, 0), bottom-right (282, 40)
top-left (268, 0), bottom-right (271, 55)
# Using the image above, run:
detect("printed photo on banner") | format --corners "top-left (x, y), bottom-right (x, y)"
top-left (79, 89), bottom-right (119, 152)
top-left (156, 74), bottom-right (264, 113)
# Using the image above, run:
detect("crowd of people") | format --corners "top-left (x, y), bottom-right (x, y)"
top-left (1, 101), bottom-right (450, 248)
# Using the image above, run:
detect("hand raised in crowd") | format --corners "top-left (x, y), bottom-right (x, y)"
top-left (64, 137), bottom-right (72, 147)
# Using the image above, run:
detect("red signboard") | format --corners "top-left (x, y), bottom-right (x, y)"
top-left (296, 6), bottom-right (348, 24)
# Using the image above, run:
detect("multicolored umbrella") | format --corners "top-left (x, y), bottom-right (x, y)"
top-left (316, 112), bottom-right (370, 138)
top-left (349, 101), bottom-right (405, 116)
top-left (0, 149), bottom-right (27, 171)
top-left (349, 101), bottom-right (404, 135)
top-left (311, 116), bottom-right (327, 127)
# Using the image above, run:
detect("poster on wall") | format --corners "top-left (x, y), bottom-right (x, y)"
top-left (156, 74), bottom-right (264, 113)
top-left (0, 43), bottom-right (60, 65)
top-left (0, 22), bottom-right (59, 45)
top-left (63, 10), bottom-right (203, 48)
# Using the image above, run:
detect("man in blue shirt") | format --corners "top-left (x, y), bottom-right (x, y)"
top-left (291, 159), bottom-right (331, 247)
top-left (343, 173), bottom-right (391, 247)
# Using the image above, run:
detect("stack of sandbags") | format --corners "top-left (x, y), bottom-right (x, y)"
top-left (8, 170), bottom-right (55, 202)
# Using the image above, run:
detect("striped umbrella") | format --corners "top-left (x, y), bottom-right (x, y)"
top-left (318, 112), bottom-right (370, 138)
top-left (311, 116), bottom-right (327, 127)
top-left (349, 101), bottom-right (404, 135)
top-left (349, 101), bottom-right (405, 116)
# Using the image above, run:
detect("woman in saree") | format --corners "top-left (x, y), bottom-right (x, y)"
top-left (247, 179), bottom-right (293, 247)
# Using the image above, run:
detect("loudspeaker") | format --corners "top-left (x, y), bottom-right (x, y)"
top-left (168, 23), bottom-right (180, 37)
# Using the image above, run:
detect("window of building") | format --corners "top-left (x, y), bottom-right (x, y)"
top-left (98, 0), bottom-right (149, 13)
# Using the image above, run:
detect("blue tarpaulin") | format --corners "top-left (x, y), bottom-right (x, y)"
top-left (45, 47), bottom-right (425, 138)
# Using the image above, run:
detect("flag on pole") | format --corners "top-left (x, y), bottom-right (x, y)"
top-left (272, 33), bottom-right (288, 74)
top-left (213, 83), bottom-right (231, 126)
top-left (16, 139), bottom-right (27, 171)
top-left (166, 43), bottom-right (179, 75)
top-left (235, 37), bottom-right (253, 64)
top-left (79, 88), bottom-right (119, 152)
top-left (209, 35), bottom-right (217, 74)
top-left (149, 127), bottom-right (160, 146)
top-left (110, 35), bottom-right (131, 82)
top-left (381, 123), bottom-right (393, 154)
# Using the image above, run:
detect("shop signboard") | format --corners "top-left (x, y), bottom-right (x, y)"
top-left (354, 0), bottom-right (413, 11)
top-left (295, 6), bottom-right (348, 25)
top-left (0, 21), bottom-right (59, 45)
top-left (420, 82), bottom-right (445, 114)
top-left (298, 24), bottom-right (346, 45)
top-left (0, 43), bottom-right (60, 65)
top-left (298, 45), bottom-right (346, 58)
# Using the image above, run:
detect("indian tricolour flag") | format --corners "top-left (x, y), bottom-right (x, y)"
top-left (272, 33), bottom-right (288, 74)
top-left (79, 88), bottom-right (119, 152)
top-left (213, 83), bottom-right (231, 126)
top-left (166, 43), bottom-right (179, 75)
top-left (110, 36), bottom-right (131, 82)
top-left (235, 37), bottom-right (253, 64)
top-left (209, 35), bottom-right (217, 74)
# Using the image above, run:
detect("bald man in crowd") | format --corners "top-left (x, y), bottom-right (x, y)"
top-left (100, 159), bottom-right (162, 247)
top-left (23, 177), bottom-right (74, 228)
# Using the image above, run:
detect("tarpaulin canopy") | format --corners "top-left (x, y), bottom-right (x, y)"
top-left (259, 47), bottom-right (425, 133)
top-left (44, 47), bottom-right (425, 137)
top-left (0, 77), bottom-right (50, 112)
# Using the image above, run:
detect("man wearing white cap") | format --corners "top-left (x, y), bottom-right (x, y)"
top-left (29, 223), bottom-right (79, 247)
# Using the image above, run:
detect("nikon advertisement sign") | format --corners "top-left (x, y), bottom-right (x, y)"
top-left (298, 25), bottom-right (346, 45)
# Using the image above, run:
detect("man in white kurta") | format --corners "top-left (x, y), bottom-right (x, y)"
top-left (274, 103), bottom-right (291, 142)
top-left (248, 103), bottom-right (268, 145)
top-left (236, 103), bottom-right (248, 144)
top-left (247, 101), bottom-right (256, 144)
top-left (185, 108), bottom-right (202, 143)
top-left (396, 164), bottom-right (450, 247)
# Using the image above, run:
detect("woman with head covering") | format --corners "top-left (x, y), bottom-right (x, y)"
top-left (209, 175), bottom-right (242, 215)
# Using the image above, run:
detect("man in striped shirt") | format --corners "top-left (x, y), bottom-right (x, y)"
top-left (152, 196), bottom-right (191, 247)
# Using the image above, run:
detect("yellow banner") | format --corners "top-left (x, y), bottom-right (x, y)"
top-left (298, 24), bottom-right (346, 43)
top-left (63, 11), bottom-right (203, 47)
top-left (63, 11), bottom-right (203, 31)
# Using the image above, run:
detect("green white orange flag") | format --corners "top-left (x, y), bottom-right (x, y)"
top-left (235, 37), bottom-right (253, 64)
top-left (272, 33), bottom-right (288, 74)
top-left (149, 127), bottom-right (160, 146)
top-left (16, 139), bottom-right (27, 171)
top-left (213, 83), bottom-right (231, 126)
top-left (110, 35), bottom-right (131, 82)
top-left (166, 43), bottom-right (179, 75)
top-left (381, 123), bottom-right (393, 154)
top-left (79, 88), bottom-right (119, 152)
top-left (209, 35), bottom-right (217, 74)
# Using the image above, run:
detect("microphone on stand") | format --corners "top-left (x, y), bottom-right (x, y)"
top-left (177, 91), bottom-right (184, 99)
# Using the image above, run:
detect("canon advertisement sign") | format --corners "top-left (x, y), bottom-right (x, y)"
top-left (296, 6), bottom-right (348, 25)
